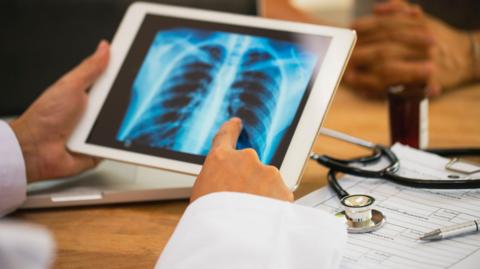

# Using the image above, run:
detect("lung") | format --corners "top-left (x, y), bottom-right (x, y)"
top-left (226, 49), bottom-right (281, 155)
top-left (124, 44), bottom-right (226, 150)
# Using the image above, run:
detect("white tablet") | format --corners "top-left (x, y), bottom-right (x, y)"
top-left (68, 2), bottom-right (355, 189)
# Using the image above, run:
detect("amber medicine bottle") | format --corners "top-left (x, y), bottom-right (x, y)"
top-left (387, 85), bottom-right (429, 149)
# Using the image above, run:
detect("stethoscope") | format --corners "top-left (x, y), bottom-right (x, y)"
top-left (310, 128), bottom-right (480, 233)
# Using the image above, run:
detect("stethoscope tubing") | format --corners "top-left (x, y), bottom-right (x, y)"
top-left (314, 128), bottom-right (480, 198)
top-left (312, 146), bottom-right (480, 191)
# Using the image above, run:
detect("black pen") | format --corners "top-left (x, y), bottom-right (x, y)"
top-left (419, 219), bottom-right (480, 241)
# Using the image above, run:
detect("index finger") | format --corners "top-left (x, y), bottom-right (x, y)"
top-left (211, 117), bottom-right (243, 149)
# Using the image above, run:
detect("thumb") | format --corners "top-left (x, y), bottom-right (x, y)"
top-left (211, 118), bottom-right (243, 149)
top-left (67, 153), bottom-right (102, 176)
top-left (57, 40), bottom-right (110, 93)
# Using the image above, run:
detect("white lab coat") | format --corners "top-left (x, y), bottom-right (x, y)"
top-left (155, 192), bottom-right (346, 269)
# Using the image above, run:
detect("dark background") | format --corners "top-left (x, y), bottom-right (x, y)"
top-left (87, 14), bottom-right (330, 167)
top-left (0, 0), bottom-right (257, 116)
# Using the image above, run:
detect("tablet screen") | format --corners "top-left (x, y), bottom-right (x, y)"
top-left (87, 14), bottom-right (331, 167)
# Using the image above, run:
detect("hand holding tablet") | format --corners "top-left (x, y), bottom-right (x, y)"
top-left (68, 2), bottom-right (356, 190)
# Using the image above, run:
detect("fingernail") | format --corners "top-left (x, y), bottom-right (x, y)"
top-left (427, 85), bottom-right (441, 97)
top-left (231, 117), bottom-right (242, 126)
top-left (95, 39), bottom-right (108, 54)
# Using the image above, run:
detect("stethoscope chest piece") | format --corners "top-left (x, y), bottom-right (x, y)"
top-left (340, 194), bottom-right (386, 233)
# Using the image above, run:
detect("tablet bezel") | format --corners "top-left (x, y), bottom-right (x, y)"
top-left (68, 2), bottom-right (356, 190)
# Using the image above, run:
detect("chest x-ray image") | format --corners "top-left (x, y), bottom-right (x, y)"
top-left (116, 28), bottom-right (318, 164)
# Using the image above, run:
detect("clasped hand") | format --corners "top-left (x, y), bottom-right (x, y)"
top-left (345, 1), bottom-right (476, 97)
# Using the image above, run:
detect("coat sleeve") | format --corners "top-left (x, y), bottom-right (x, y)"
top-left (0, 121), bottom-right (27, 217)
top-left (155, 192), bottom-right (347, 269)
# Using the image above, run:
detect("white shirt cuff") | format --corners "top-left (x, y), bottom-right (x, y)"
top-left (0, 121), bottom-right (27, 216)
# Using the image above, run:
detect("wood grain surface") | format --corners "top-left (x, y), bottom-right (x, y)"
top-left (13, 84), bottom-right (480, 268)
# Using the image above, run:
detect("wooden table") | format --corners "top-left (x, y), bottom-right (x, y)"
top-left (13, 84), bottom-right (480, 268)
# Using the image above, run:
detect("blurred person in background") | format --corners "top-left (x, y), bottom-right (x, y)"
top-left (261, 0), bottom-right (480, 97)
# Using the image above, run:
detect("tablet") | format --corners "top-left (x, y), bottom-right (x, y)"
top-left (68, 2), bottom-right (355, 190)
